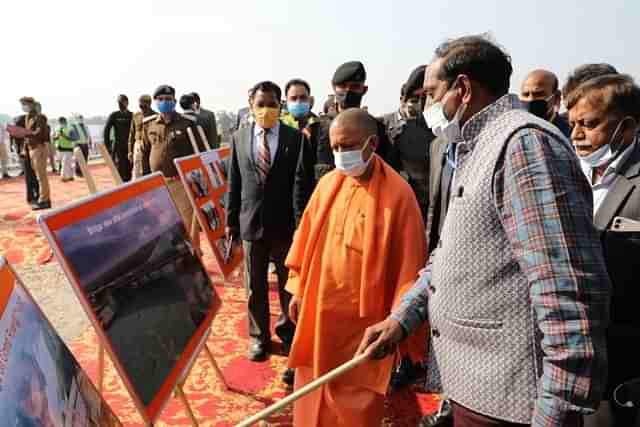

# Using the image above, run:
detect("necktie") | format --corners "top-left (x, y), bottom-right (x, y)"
top-left (257, 129), bottom-right (271, 183)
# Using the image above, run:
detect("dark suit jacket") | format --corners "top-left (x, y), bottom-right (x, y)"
top-left (426, 137), bottom-right (449, 253)
top-left (594, 141), bottom-right (640, 390)
top-left (596, 142), bottom-right (640, 328)
top-left (197, 107), bottom-right (219, 148)
top-left (226, 123), bottom-right (311, 241)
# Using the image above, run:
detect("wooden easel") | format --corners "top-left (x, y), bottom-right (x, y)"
top-left (185, 126), bottom-right (212, 253)
top-left (73, 143), bottom-right (122, 196)
top-left (96, 143), bottom-right (123, 185)
top-left (172, 331), bottom-right (229, 426)
top-left (74, 147), bottom-right (98, 194)
top-left (82, 140), bottom-right (227, 426)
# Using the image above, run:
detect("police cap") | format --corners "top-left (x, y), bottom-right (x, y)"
top-left (153, 85), bottom-right (176, 99)
top-left (332, 61), bottom-right (366, 86)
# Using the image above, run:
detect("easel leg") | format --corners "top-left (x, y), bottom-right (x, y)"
top-left (175, 384), bottom-right (199, 427)
top-left (97, 341), bottom-right (105, 393)
top-left (204, 344), bottom-right (228, 389)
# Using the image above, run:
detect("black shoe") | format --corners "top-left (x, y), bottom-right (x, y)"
top-left (18, 171), bottom-right (25, 176)
top-left (281, 368), bottom-right (295, 388)
top-left (248, 341), bottom-right (270, 362)
top-left (31, 200), bottom-right (51, 211)
top-left (1, 174), bottom-right (10, 179)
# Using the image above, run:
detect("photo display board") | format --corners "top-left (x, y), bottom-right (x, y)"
top-left (175, 147), bottom-right (243, 279)
top-left (38, 173), bottom-right (222, 423)
top-left (0, 257), bottom-right (121, 427)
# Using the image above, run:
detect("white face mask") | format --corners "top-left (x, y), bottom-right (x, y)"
top-left (423, 89), bottom-right (467, 142)
top-left (333, 137), bottom-right (373, 177)
top-left (579, 117), bottom-right (632, 168)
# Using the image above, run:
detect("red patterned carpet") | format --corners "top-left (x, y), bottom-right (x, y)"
top-left (0, 165), bottom-right (439, 426)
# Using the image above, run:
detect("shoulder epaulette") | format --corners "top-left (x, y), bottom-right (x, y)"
top-left (180, 113), bottom-right (197, 123)
top-left (142, 114), bottom-right (159, 124)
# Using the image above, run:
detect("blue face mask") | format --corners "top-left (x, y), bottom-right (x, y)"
top-left (156, 99), bottom-right (176, 113)
top-left (287, 101), bottom-right (311, 119)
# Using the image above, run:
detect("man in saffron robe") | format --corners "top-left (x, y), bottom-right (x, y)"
top-left (285, 108), bottom-right (428, 426)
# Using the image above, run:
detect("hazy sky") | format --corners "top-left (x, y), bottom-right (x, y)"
top-left (2, 0), bottom-right (637, 118)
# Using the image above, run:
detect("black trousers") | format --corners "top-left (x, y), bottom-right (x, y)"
top-left (113, 143), bottom-right (131, 182)
top-left (75, 144), bottom-right (90, 176)
top-left (23, 154), bottom-right (39, 203)
top-left (242, 234), bottom-right (295, 346)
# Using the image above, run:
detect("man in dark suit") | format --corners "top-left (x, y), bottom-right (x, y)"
top-left (426, 136), bottom-right (455, 254)
top-left (226, 81), bottom-right (313, 367)
top-left (190, 92), bottom-right (220, 148)
top-left (567, 72), bottom-right (640, 427)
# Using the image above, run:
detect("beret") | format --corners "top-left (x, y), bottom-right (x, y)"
top-left (139, 94), bottom-right (152, 102)
top-left (332, 61), bottom-right (366, 85)
top-left (153, 85), bottom-right (175, 98)
top-left (405, 65), bottom-right (427, 96)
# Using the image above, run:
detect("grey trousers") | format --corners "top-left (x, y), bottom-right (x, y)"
top-left (243, 235), bottom-right (295, 346)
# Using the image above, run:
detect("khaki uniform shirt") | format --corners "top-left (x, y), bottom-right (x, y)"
top-left (24, 113), bottom-right (48, 147)
top-left (141, 113), bottom-right (205, 178)
top-left (128, 110), bottom-right (156, 160)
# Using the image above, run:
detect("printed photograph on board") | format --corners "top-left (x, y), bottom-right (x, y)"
top-left (46, 182), bottom-right (217, 412)
top-left (200, 201), bottom-right (221, 232)
top-left (0, 261), bottom-right (121, 427)
top-left (186, 169), bottom-right (209, 199)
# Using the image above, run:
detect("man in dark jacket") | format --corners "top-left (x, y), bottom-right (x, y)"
top-left (190, 92), bottom-right (219, 148)
top-left (103, 94), bottom-right (133, 181)
top-left (381, 65), bottom-right (434, 224)
top-left (225, 81), bottom-right (313, 370)
top-left (312, 61), bottom-right (400, 184)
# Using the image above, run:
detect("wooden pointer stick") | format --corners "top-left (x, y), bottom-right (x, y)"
top-left (234, 352), bottom-right (370, 427)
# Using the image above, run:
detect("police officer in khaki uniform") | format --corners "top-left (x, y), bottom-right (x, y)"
top-left (128, 94), bottom-right (156, 179)
top-left (20, 97), bottom-right (52, 210)
top-left (141, 85), bottom-right (206, 232)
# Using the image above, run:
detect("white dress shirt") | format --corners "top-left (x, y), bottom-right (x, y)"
top-left (580, 141), bottom-right (637, 215)
top-left (253, 121), bottom-right (279, 164)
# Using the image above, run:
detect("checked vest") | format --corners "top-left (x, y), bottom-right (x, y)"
top-left (427, 95), bottom-right (572, 424)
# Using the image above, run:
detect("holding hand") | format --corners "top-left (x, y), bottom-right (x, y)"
top-left (355, 317), bottom-right (405, 360)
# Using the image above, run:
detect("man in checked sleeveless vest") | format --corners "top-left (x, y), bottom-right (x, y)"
top-left (357, 35), bottom-right (610, 427)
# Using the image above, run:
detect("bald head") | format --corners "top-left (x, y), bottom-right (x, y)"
top-left (331, 108), bottom-right (377, 139)
top-left (520, 69), bottom-right (559, 100)
top-left (329, 108), bottom-right (379, 154)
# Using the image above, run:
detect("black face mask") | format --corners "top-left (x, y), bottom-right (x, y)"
top-left (335, 91), bottom-right (364, 110)
top-left (525, 99), bottom-right (551, 120)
